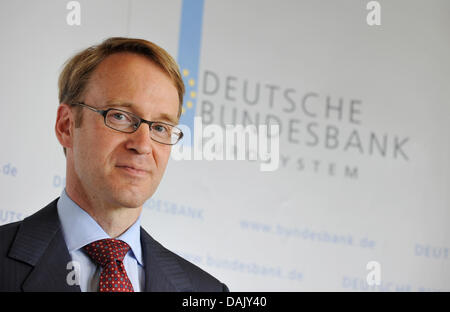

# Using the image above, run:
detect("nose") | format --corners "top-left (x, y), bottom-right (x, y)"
top-left (125, 123), bottom-right (153, 154)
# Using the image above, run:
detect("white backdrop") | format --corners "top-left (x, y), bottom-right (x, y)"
top-left (0, 0), bottom-right (449, 291)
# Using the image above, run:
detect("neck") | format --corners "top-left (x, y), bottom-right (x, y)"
top-left (65, 186), bottom-right (142, 238)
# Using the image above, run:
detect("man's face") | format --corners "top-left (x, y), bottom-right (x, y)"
top-left (69, 52), bottom-right (179, 209)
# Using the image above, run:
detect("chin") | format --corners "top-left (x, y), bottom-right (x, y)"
top-left (117, 198), bottom-right (145, 209)
top-left (111, 186), bottom-right (154, 208)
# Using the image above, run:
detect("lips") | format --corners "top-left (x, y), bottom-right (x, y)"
top-left (116, 164), bottom-right (150, 176)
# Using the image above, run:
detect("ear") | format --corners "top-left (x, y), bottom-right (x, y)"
top-left (55, 103), bottom-right (75, 151)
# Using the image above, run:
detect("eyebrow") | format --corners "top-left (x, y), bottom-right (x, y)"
top-left (104, 100), bottom-right (179, 125)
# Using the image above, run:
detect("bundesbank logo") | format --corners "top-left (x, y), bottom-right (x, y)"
top-left (177, 0), bottom-right (205, 145)
top-left (174, 0), bottom-right (280, 172)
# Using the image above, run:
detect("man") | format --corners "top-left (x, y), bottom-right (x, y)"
top-left (0, 37), bottom-right (229, 292)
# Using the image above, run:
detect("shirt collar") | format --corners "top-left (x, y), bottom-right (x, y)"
top-left (57, 188), bottom-right (144, 266)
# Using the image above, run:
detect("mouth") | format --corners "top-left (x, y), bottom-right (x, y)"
top-left (116, 165), bottom-right (150, 176)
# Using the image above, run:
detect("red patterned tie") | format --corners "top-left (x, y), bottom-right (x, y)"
top-left (83, 239), bottom-right (134, 292)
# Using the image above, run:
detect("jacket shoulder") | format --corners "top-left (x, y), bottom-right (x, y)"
top-left (0, 199), bottom-right (61, 291)
top-left (0, 220), bottom-right (23, 253)
top-left (141, 229), bottom-right (229, 292)
top-left (0, 220), bottom-right (31, 291)
top-left (165, 246), bottom-right (229, 292)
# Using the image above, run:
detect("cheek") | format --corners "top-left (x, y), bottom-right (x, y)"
top-left (153, 146), bottom-right (171, 171)
top-left (75, 127), bottom-right (118, 171)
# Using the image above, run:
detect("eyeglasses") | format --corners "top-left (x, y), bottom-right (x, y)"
top-left (72, 102), bottom-right (183, 145)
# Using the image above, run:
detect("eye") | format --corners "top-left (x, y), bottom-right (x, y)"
top-left (107, 110), bottom-right (133, 124)
top-left (105, 110), bottom-right (137, 131)
top-left (112, 112), bottom-right (128, 121)
top-left (152, 123), bottom-right (170, 134)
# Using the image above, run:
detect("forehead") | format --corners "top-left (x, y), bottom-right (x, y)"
top-left (86, 52), bottom-right (179, 121)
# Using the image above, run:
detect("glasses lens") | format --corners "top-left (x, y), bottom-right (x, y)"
top-left (150, 122), bottom-right (182, 145)
top-left (105, 109), bottom-right (138, 132)
top-left (104, 108), bottom-right (182, 145)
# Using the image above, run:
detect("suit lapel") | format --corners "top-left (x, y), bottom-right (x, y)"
top-left (140, 228), bottom-right (193, 292)
top-left (8, 199), bottom-right (81, 292)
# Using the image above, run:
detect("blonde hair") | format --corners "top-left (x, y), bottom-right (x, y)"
top-left (58, 37), bottom-right (185, 155)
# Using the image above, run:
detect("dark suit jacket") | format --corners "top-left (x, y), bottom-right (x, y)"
top-left (0, 198), bottom-right (229, 292)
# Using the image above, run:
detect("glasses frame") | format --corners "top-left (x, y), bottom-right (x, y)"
top-left (72, 102), bottom-right (183, 145)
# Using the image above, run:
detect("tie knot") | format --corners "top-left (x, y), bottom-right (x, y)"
top-left (83, 239), bottom-right (131, 267)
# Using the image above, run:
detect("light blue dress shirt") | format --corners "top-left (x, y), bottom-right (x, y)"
top-left (56, 189), bottom-right (145, 292)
